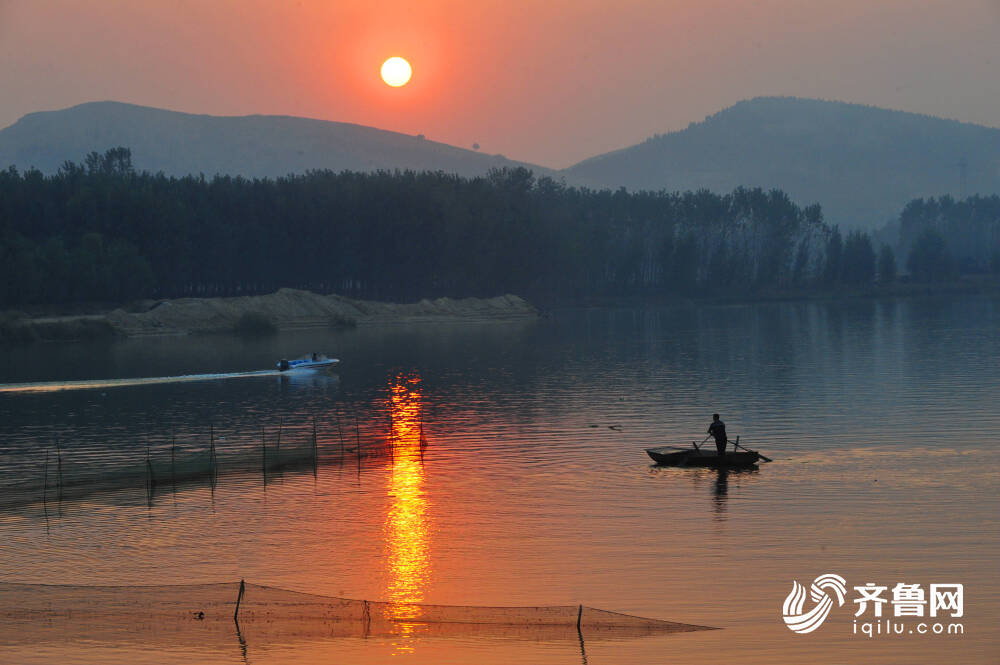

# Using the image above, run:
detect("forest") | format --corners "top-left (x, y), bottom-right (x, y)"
top-left (896, 195), bottom-right (1000, 280)
top-left (1, 148), bottom-right (993, 309)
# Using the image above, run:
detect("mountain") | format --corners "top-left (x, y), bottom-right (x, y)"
top-left (0, 101), bottom-right (546, 179)
top-left (565, 97), bottom-right (1000, 228)
top-left (4, 98), bottom-right (999, 230)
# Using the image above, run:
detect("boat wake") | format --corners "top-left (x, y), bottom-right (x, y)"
top-left (0, 369), bottom-right (286, 394)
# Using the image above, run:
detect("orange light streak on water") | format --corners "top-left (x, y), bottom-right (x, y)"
top-left (383, 373), bottom-right (431, 652)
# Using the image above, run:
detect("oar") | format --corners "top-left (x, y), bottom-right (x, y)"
top-left (691, 435), bottom-right (710, 452)
top-left (731, 437), bottom-right (772, 463)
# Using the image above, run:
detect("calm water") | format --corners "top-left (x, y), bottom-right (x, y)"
top-left (1, 297), bottom-right (998, 664)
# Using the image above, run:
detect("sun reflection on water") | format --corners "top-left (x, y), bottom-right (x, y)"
top-left (383, 373), bottom-right (431, 652)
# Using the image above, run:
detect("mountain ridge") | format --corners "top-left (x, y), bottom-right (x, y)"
top-left (0, 100), bottom-right (547, 179)
top-left (3, 97), bottom-right (999, 228)
top-left (566, 96), bottom-right (1000, 227)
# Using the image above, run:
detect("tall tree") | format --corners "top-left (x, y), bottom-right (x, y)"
top-left (907, 229), bottom-right (955, 282)
top-left (878, 244), bottom-right (897, 284)
top-left (841, 231), bottom-right (876, 285)
top-left (823, 227), bottom-right (843, 285)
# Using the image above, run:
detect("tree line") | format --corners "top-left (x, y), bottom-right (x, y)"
top-left (4, 148), bottom-right (985, 310)
top-left (896, 195), bottom-right (1000, 281)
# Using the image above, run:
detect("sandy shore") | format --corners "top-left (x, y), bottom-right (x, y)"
top-left (2, 289), bottom-right (538, 341)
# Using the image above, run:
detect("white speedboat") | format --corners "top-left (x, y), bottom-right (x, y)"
top-left (276, 354), bottom-right (340, 372)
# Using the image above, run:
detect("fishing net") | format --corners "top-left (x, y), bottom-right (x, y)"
top-left (0, 581), bottom-right (713, 645)
top-left (0, 422), bottom-right (366, 511)
top-left (0, 445), bottom-right (323, 511)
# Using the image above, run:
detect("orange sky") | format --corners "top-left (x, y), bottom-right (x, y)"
top-left (1, 0), bottom-right (999, 167)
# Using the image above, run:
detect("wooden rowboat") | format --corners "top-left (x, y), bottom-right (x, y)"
top-left (646, 445), bottom-right (760, 468)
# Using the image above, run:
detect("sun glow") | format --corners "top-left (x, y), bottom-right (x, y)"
top-left (380, 56), bottom-right (412, 87)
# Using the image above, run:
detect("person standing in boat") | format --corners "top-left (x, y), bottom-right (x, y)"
top-left (708, 414), bottom-right (728, 457)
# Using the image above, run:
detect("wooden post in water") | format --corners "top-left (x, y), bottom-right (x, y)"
top-left (209, 423), bottom-right (216, 477)
top-left (234, 578), bottom-right (245, 622)
top-left (170, 428), bottom-right (176, 488)
top-left (355, 415), bottom-right (362, 478)
top-left (208, 423), bottom-right (219, 492)
top-left (418, 419), bottom-right (426, 464)
top-left (335, 412), bottom-right (345, 459)
top-left (388, 413), bottom-right (394, 464)
top-left (276, 417), bottom-right (283, 469)
top-left (145, 446), bottom-right (154, 506)
top-left (41, 449), bottom-right (51, 530)
top-left (312, 415), bottom-right (319, 469)
top-left (261, 425), bottom-right (267, 478)
top-left (42, 450), bottom-right (49, 505)
top-left (55, 435), bottom-right (63, 502)
top-left (146, 445), bottom-right (156, 490)
top-left (577, 604), bottom-right (583, 630)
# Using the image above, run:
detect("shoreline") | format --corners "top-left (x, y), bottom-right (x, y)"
top-left (0, 289), bottom-right (538, 344)
top-left (3, 278), bottom-right (996, 344)
top-left (704, 277), bottom-right (1000, 305)
top-left (547, 277), bottom-right (1000, 309)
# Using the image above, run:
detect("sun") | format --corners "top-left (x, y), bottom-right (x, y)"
top-left (381, 57), bottom-right (412, 87)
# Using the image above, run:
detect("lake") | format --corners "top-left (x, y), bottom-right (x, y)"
top-left (1, 296), bottom-right (998, 664)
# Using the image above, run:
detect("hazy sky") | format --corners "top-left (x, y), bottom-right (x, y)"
top-left (2, 0), bottom-right (999, 168)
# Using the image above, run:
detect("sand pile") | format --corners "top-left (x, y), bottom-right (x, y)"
top-left (100, 289), bottom-right (537, 336)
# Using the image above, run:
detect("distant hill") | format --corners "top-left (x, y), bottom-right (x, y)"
top-left (0, 101), bottom-right (546, 179)
top-left (5, 98), bottom-right (999, 230)
top-left (565, 97), bottom-right (1000, 228)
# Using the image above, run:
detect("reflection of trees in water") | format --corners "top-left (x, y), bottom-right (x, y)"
top-left (902, 296), bottom-right (997, 386)
top-left (0, 300), bottom-right (912, 474)
top-left (6, 299), bottom-right (989, 514)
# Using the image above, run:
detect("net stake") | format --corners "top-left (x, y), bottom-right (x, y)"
top-left (234, 578), bottom-right (245, 622)
top-left (261, 425), bottom-right (267, 478)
